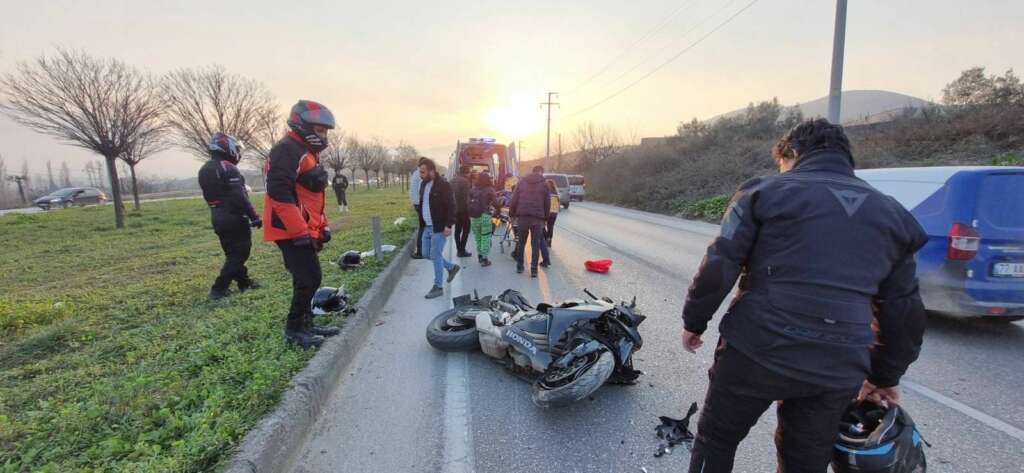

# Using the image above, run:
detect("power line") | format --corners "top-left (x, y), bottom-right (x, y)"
top-left (599, 0), bottom-right (739, 91)
top-left (569, 0), bottom-right (760, 118)
top-left (564, 0), bottom-right (701, 97)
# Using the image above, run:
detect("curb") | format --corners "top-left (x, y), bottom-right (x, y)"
top-left (224, 234), bottom-right (415, 473)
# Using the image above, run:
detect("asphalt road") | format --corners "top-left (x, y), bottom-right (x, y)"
top-left (290, 202), bottom-right (1024, 473)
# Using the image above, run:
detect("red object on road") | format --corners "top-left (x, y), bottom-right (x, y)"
top-left (585, 259), bottom-right (613, 273)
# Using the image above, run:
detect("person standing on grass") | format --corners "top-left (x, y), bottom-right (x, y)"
top-left (681, 119), bottom-right (928, 473)
top-left (509, 165), bottom-right (551, 277)
top-left (468, 172), bottom-right (500, 267)
top-left (544, 179), bottom-right (560, 249)
top-left (198, 132), bottom-right (262, 301)
top-left (410, 157), bottom-right (428, 259)
top-left (416, 158), bottom-right (461, 299)
top-left (451, 166), bottom-right (473, 258)
top-left (332, 170), bottom-right (349, 213)
top-left (264, 100), bottom-right (341, 348)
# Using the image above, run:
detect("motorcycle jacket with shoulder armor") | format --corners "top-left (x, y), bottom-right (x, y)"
top-left (198, 158), bottom-right (258, 221)
top-left (682, 151), bottom-right (928, 388)
top-left (263, 131), bottom-right (331, 241)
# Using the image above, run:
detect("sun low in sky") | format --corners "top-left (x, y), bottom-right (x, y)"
top-left (0, 0), bottom-right (1020, 180)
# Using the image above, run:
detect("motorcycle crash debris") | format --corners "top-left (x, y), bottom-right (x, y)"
top-left (653, 402), bottom-right (699, 458)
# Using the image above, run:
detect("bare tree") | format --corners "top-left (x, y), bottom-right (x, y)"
top-left (394, 142), bottom-right (419, 192)
top-left (321, 130), bottom-right (349, 173)
top-left (0, 154), bottom-right (8, 204)
top-left (0, 49), bottom-right (162, 228)
top-left (349, 136), bottom-right (377, 190)
top-left (121, 124), bottom-right (171, 210)
top-left (60, 160), bottom-right (71, 187)
top-left (344, 136), bottom-right (362, 184)
top-left (46, 161), bottom-right (56, 190)
top-left (160, 65), bottom-right (279, 160)
top-left (246, 105), bottom-right (285, 170)
top-left (574, 122), bottom-right (622, 172)
top-left (365, 139), bottom-right (388, 189)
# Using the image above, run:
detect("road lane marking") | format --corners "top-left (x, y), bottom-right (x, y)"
top-left (442, 239), bottom-right (476, 473)
top-left (559, 226), bottom-right (610, 248)
top-left (902, 379), bottom-right (1024, 442)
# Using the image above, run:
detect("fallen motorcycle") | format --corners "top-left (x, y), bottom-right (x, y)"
top-left (425, 289), bottom-right (645, 407)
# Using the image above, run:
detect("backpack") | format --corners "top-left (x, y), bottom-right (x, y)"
top-left (468, 187), bottom-right (490, 217)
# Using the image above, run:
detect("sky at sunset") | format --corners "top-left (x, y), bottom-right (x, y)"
top-left (0, 0), bottom-right (1021, 181)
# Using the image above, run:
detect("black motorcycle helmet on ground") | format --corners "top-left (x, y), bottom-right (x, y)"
top-left (311, 286), bottom-right (350, 316)
top-left (832, 400), bottom-right (926, 473)
top-left (288, 100), bottom-right (336, 153)
top-left (337, 250), bottom-right (361, 270)
top-left (208, 132), bottom-right (243, 164)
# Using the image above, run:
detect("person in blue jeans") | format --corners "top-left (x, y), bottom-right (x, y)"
top-left (416, 158), bottom-right (461, 298)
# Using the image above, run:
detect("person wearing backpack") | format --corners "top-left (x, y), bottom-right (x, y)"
top-left (468, 172), bottom-right (500, 267)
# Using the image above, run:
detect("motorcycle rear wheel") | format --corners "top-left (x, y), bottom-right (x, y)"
top-left (532, 348), bottom-right (614, 408)
top-left (426, 308), bottom-right (481, 352)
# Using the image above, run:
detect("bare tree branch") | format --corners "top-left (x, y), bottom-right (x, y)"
top-left (160, 65), bottom-right (279, 161)
top-left (0, 48), bottom-right (162, 227)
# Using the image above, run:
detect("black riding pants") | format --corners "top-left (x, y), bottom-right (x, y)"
top-left (275, 239), bottom-right (322, 331)
top-left (211, 210), bottom-right (252, 291)
top-left (688, 341), bottom-right (860, 473)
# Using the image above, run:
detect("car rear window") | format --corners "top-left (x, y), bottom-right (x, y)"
top-left (546, 175), bottom-right (569, 187)
top-left (978, 174), bottom-right (1024, 229)
top-left (569, 176), bottom-right (584, 185)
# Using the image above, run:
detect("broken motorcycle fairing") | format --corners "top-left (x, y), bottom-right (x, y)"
top-left (428, 289), bottom-right (646, 406)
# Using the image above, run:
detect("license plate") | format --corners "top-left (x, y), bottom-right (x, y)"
top-left (993, 263), bottom-right (1024, 277)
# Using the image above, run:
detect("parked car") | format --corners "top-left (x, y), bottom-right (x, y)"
top-left (856, 166), bottom-right (1024, 322)
top-left (568, 174), bottom-right (586, 202)
top-left (543, 173), bottom-right (571, 209)
top-left (33, 187), bottom-right (108, 210)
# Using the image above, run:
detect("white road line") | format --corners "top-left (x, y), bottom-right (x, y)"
top-left (560, 226), bottom-right (610, 248)
top-left (902, 379), bottom-right (1024, 442)
top-left (442, 238), bottom-right (476, 473)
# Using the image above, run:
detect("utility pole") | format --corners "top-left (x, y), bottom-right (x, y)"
top-left (556, 134), bottom-right (563, 171)
top-left (540, 92), bottom-right (559, 163)
top-left (827, 0), bottom-right (847, 124)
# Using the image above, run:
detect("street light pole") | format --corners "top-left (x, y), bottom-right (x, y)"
top-left (827, 0), bottom-right (847, 124)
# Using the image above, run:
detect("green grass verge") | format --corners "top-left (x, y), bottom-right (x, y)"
top-left (0, 186), bottom-right (414, 472)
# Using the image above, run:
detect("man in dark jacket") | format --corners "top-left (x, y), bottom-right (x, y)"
top-left (451, 166), bottom-right (473, 258)
top-left (198, 132), bottom-right (262, 300)
top-left (468, 172), bottom-right (501, 267)
top-left (681, 119), bottom-right (928, 473)
top-left (510, 165), bottom-right (551, 277)
top-left (331, 171), bottom-right (349, 213)
top-left (417, 158), bottom-right (461, 299)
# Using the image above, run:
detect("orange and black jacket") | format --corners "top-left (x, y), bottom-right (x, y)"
top-left (263, 132), bottom-right (330, 241)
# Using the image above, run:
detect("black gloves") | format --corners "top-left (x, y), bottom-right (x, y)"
top-left (321, 229), bottom-right (332, 244)
top-left (250, 217), bottom-right (263, 229)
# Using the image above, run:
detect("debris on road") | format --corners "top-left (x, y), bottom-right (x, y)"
top-left (360, 244), bottom-right (397, 258)
top-left (393, 217), bottom-right (407, 226)
top-left (653, 402), bottom-right (699, 458)
top-left (584, 259), bottom-right (613, 273)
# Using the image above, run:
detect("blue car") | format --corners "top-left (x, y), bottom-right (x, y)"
top-left (856, 167), bottom-right (1024, 322)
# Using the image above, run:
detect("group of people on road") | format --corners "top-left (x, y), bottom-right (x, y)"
top-left (198, 99), bottom-right (343, 348)
top-left (408, 162), bottom-right (564, 297)
top-left (198, 105), bottom-right (927, 473)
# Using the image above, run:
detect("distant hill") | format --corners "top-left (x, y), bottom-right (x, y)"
top-left (712, 90), bottom-right (934, 125)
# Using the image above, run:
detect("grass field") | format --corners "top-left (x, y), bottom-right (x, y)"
top-left (0, 186), bottom-right (414, 472)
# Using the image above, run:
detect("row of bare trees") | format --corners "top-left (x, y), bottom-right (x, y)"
top-left (319, 134), bottom-right (421, 192)
top-left (0, 48), bottom-right (420, 227)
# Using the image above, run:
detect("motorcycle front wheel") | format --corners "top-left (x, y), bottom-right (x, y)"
top-left (425, 308), bottom-right (481, 352)
top-left (531, 348), bottom-right (614, 408)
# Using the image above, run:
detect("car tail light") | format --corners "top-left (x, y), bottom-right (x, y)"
top-left (947, 223), bottom-right (980, 260)
top-left (989, 306), bottom-right (1007, 316)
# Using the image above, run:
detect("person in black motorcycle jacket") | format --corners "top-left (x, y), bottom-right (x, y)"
top-left (680, 119), bottom-right (928, 473)
top-left (198, 132), bottom-right (263, 300)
